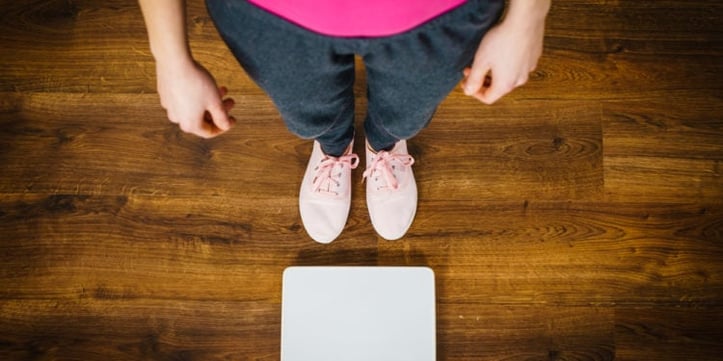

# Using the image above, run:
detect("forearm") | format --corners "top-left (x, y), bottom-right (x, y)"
top-left (138, 0), bottom-right (193, 67)
top-left (504, 0), bottom-right (551, 26)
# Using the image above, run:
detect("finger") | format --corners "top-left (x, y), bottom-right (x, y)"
top-left (189, 115), bottom-right (219, 139)
top-left (463, 61), bottom-right (491, 96)
top-left (179, 119), bottom-right (201, 136)
top-left (196, 127), bottom-right (217, 139)
top-left (207, 112), bottom-right (237, 127)
top-left (227, 115), bottom-right (237, 128)
top-left (476, 78), bottom-right (510, 105)
top-left (175, 115), bottom-right (214, 139)
top-left (461, 68), bottom-right (481, 93)
top-left (462, 71), bottom-right (492, 99)
top-left (208, 102), bottom-right (233, 132)
top-left (484, 73), bottom-right (528, 104)
top-left (222, 97), bottom-right (235, 113)
top-left (218, 86), bottom-right (228, 98)
top-left (201, 113), bottom-right (236, 138)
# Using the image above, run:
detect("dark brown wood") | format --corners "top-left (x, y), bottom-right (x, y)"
top-left (1, 0), bottom-right (722, 360)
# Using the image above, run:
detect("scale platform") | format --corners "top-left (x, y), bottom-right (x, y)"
top-left (281, 266), bottom-right (436, 361)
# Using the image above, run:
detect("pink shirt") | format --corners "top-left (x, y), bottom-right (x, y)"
top-left (248, 0), bottom-right (467, 37)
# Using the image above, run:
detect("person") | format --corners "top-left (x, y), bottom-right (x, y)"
top-left (138, 0), bottom-right (550, 243)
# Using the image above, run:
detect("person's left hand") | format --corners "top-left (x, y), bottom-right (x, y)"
top-left (462, 7), bottom-right (547, 104)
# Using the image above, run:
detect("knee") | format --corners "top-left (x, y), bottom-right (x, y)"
top-left (378, 108), bottom-right (435, 140)
top-left (277, 101), bottom-right (354, 140)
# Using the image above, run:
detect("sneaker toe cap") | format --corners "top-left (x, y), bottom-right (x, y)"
top-left (300, 200), bottom-right (349, 244)
top-left (368, 195), bottom-right (417, 241)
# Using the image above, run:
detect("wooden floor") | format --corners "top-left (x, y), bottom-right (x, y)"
top-left (1, 0), bottom-right (722, 360)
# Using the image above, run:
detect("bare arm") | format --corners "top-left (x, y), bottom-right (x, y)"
top-left (139, 0), bottom-right (235, 138)
top-left (462, 0), bottom-right (551, 104)
top-left (138, 0), bottom-right (191, 65)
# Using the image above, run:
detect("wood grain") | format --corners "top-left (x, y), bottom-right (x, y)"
top-left (1, 0), bottom-right (723, 360)
top-left (602, 95), bottom-right (723, 202)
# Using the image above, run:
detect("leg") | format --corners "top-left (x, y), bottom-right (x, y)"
top-left (362, 0), bottom-right (505, 151)
top-left (206, 0), bottom-right (355, 156)
top-left (360, 0), bottom-right (505, 240)
top-left (207, 0), bottom-right (361, 243)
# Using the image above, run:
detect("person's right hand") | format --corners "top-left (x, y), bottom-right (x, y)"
top-left (156, 60), bottom-right (236, 139)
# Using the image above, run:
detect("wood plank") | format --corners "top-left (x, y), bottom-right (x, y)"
top-left (0, 93), bottom-right (604, 201)
top-left (0, 299), bottom-right (280, 360)
top-left (504, 0), bottom-right (723, 101)
top-left (0, 0), bottom-right (254, 94)
top-left (425, 98), bottom-right (604, 201)
top-left (602, 96), bottom-right (723, 202)
top-left (2, 195), bottom-right (721, 305)
top-left (0, 92), bottom-right (302, 198)
top-left (438, 305), bottom-right (614, 361)
top-left (615, 306), bottom-right (723, 361)
top-left (410, 201), bottom-right (723, 305)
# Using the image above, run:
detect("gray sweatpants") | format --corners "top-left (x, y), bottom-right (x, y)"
top-left (206, 0), bottom-right (504, 156)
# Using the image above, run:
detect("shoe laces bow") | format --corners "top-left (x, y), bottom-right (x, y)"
top-left (312, 153), bottom-right (359, 195)
top-left (363, 151), bottom-right (415, 190)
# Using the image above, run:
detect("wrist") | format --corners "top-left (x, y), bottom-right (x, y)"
top-left (504, 0), bottom-right (551, 26)
top-left (151, 43), bottom-right (194, 68)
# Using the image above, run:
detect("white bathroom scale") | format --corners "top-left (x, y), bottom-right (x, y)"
top-left (281, 266), bottom-right (436, 361)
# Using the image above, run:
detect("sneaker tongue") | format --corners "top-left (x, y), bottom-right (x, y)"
top-left (313, 161), bottom-right (337, 194)
top-left (376, 153), bottom-right (401, 190)
top-left (313, 155), bottom-right (358, 196)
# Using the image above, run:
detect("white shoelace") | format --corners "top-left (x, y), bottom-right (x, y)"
top-left (362, 150), bottom-right (415, 191)
top-left (312, 153), bottom-right (359, 195)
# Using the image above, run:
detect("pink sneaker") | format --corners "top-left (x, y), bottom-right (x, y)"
top-left (363, 140), bottom-right (417, 240)
top-left (299, 141), bottom-right (359, 244)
